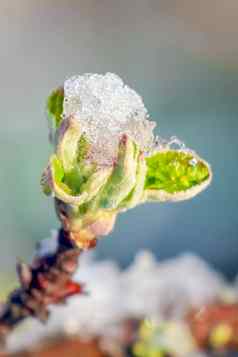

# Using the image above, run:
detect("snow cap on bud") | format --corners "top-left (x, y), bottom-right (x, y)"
top-left (43, 73), bottom-right (212, 247)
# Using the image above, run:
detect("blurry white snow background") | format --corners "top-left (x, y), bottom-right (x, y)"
top-left (6, 237), bottom-right (229, 353)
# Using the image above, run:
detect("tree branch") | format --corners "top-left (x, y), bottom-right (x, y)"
top-left (0, 229), bottom-right (97, 343)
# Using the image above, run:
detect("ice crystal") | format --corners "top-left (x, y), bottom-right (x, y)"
top-left (63, 73), bottom-right (156, 166)
top-left (152, 135), bottom-right (187, 152)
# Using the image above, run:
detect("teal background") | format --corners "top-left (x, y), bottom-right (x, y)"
top-left (0, 1), bottom-right (237, 277)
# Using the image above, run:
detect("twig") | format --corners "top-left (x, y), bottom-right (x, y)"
top-left (0, 229), bottom-right (97, 343)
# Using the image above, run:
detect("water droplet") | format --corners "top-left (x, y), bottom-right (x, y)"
top-left (167, 136), bottom-right (186, 150)
top-left (189, 158), bottom-right (198, 166)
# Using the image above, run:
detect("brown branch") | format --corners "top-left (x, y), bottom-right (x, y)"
top-left (0, 229), bottom-right (97, 343)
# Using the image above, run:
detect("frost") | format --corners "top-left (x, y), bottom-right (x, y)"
top-left (34, 230), bottom-right (58, 259)
top-left (63, 73), bottom-right (156, 166)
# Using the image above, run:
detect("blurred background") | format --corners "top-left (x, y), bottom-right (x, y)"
top-left (0, 0), bottom-right (237, 280)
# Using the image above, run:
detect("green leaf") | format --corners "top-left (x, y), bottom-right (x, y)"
top-left (97, 135), bottom-right (138, 209)
top-left (49, 154), bottom-right (88, 205)
top-left (119, 152), bottom-right (147, 210)
top-left (47, 87), bottom-right (64, 129)
top-left (63, 167), bottom-right (86, 195)
top-left (145, 150), bottom-right (210, 194)
top-left (57, 117), bottom-right (82, 173)
top-left (51, 155), bottom-right (72, 195)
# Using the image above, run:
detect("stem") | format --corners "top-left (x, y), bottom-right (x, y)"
top-left (0, 229), bottom-right (97, 343)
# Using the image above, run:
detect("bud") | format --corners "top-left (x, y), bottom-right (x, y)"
top-left (42, 73), bottom-right (212, 248)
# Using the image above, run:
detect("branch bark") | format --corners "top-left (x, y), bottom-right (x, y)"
top-left (0, 229), bottom-right (97, 343)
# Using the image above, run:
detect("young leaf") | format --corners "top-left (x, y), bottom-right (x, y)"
top-left (48, 155), bottom-right (88, 205)
top-left (46, 87), bottom-right (64, 129)
top-left (97, 135), bottom-right (138, 209)
top-left (144, 150), bottom-right (211, 201)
